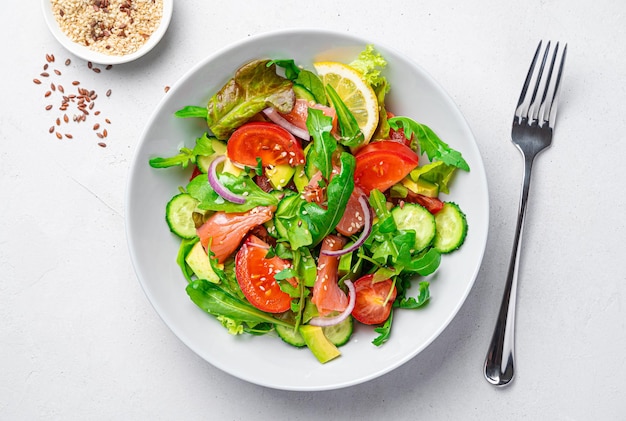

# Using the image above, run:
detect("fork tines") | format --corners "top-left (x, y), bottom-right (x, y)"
top-left (514, 41), bottom-right (568, 128)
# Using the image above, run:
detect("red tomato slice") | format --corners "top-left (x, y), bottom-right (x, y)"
top-left (351, 274), bottom-right (397, 325)
top-left (235, 235), bottom-right (295, 313)
top-left (196, 206), bottom-right (274, 264)
top-left (335, 186), bottom-right (367, 236)
top-left (405, 191), bottom-right (444, 214)
top-left (311, 235), bottom-right (349, 316)
top-left (226, 121), bottom-right (305, 167)
top-left (280, 99), bottom-right (338, 133)
top-left (354, 141), bottom-right (419, 194)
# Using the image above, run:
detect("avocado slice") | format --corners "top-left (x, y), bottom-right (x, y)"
top-left (185, 241), bottom-right (220, 283)
top-left (265, 164), bottom-right (296, 190)
top-left (401, 177), bottom-right (440, 198)
top-left (299, 325), bottom-right (341, 363)
top-left (195, 138), bottom-right (228, 173)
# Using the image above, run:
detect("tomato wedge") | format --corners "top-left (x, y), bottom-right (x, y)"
top-left (354, 140), bottom-right (419, 194)
top-left (235, 235), bottom-right (295, 313)
top-left (351, 274), bottom-right (397, 325)
top-left (311, 235), bottom-right (349, 316)
top-left (226, 121), bottom-right (305, 167)
top-left (196, 206), bottom-right (274, 264)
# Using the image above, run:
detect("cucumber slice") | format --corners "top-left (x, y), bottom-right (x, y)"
top-left (392, 203), bottom-right (436, 252)
top-left (433, 202), bottom-right (468, 253)
top-left (165, 193), bottom-right (200, 239)
top-left (276, 316), bottom-right (353, 348)
top-left (276, 325), bottom-right (306, 348)
top-left (322, 316), bottom-right (353, 347)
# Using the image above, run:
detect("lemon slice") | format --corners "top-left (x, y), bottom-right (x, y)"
top-left (313, 61), bottom-right (379, 144)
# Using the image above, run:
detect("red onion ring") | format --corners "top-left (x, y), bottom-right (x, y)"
top-left (322, 194), bottom-right (372, 256)
top-left (262, 107), bottom-right (310, 140)
top-left (309, 280), bottom-right (356, 327)
top-left (208, 155), bottom-right (247, 204)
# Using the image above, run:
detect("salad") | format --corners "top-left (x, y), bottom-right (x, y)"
top-left (148, 46), bottom-right (470, 364)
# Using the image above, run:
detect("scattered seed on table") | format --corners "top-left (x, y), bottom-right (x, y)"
top-left (87, 61), bottom-right (92, 69)
top-left (45, 104), bottom-right (53, 110)
top-left (72, 81), bottom-right (80, 86)
top-left (46, 54), bottom-right (54, 63)
top-left (94, 111), bottom-right (101, 116)
top-left (93, 123), bottom-right (100, 130)
top-left (105, 118), bottom-right (111, 124)
top-left (33, 79), bottom-right (41, 85)
top-left (55, 132), bottom-right (62, 139)
top-left (65, 58), bottom-right (71, 66)
top-left (92, 67), bottom-right (101, 74)
top-left (54, 69), bottom-right (61, 76)
top-left (49, 126), bottom-right (55, 133)
top-left (106, 89), bottom-right (111, 97)
top-left (97, 132), bottom-right (104, 139)
top-left (41, 72), bottom-right (49, 77)
top-left (65, 134), bottom-right (73, 139)
top-left (58, 85), bottom-right (64, 93)
top-left (45, 91), bottom-right (52, 97)
top-left (56, 118), bottom-right (61, 126)
top-left (98, 142), bottom-right (107, 148)
top-left (51, 83), bottom-right (56, 91)
top-left (105, 65), bottom-right (112, 70)
top-left (44, 63), bottom-right (49, 71)
top-left (63, 114), bottom-right (69, 123)
top-left (164, 86), bottom-right (170, 93)
top-left (103, 129), bottom-right (108, 137)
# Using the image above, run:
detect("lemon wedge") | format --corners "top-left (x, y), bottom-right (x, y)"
top-left (313, 61), bottom-right (379, 144)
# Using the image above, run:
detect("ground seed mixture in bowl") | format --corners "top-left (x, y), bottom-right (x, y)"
top-left (50, 0), bottom-right (163, 56)
top-left (43, 0), bottom-right (171, 64)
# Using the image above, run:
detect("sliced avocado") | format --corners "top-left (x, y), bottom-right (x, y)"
top-left (337, 249), bottom-right (353, 277)
top-left (222, 156), bottom-right (244, 176)
top-left (185, 241), bottom-right (220, 283)
top-left (401, 177), bottom-right (440, 198)
top-left (299, 325), bottom-right (341, 363)
top-left (293, 165), bottom-right (309, 193)
top-left (195, 139), bottom-right (228, 173)
top-left (265, 164), bottom-right (296, 190)
top-left (293, 84), bottom-right (316, 102)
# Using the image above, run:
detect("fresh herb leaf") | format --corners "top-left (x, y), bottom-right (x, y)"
top-left (295, 70), bottom-right (327, 105)
top-left (325, 85), bottom-right (365, 148)
top-left (206, 60), bottom-right (295, 140)
top-left (305, 108), bottom-right (337, 180)
top-left (186, 171), bottom-right (278, 212)
top-left (349, 45), bottom-right (389, 91)
top-left (372, 308), bottom-right (393, 346)
top-left (274, 193), bottom-right (313, 249)
top-left (269, 59), bottom-right (301, 79)
top-left (302, 152), bottom-right (355, 245)
top-left (388, 116), bottom-right (470, 171)
top-left (186, 279), bottom-right (293, 329)
top-left (397, 281), bottom-right (430, 309)
top-left (148, 133), bottom-right (215, 169)
top-left (175, 105), bottom-right (208, 119)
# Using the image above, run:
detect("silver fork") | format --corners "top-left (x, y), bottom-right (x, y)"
top-left (484, 41), bottom-right (567, 386)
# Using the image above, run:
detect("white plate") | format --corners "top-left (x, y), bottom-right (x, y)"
top-left (125, 29), bottom-right (489, 391)
top-left (42, 0), bottom-right (173, 65)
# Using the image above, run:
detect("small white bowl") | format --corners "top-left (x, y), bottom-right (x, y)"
top-left (42, 0), bottom-right (173, 65)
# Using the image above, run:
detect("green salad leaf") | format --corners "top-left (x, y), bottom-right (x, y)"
top-left (186, 170), bottom-right (278, 212)
top-left (410, 161), bottom-right (458, 194)
top-left (349, 44), bottom-right (389, 91)
top-left (305, 108), bottom-right (337, 180)
top-left (388, 116), bottom-right (470, 171)
top-left (271, 59), bottom-right (327, 105)
top-left (148, 133), bottom-right (215, 169)
top-left (204, 59), bottom-right (295, 140)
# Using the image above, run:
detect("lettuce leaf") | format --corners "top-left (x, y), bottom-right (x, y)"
top-left (349, 45), bottom-right (389, 91)
top-left (205, 59), bottom-right (295, 140)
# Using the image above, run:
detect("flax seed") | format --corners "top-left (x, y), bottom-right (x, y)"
top-left (44, 63), bottom-right (49, 70)
top-left (56, 132), bottom-right (62, 139)
top-left (65, 58), bottom-right (71, 66)
top-left (58, 85), bottom-right (64, 93)
top-left (93, 123), bottom-right (100, 130)
top-left (105, 65), bottom-right (112, 70)
top-left (49, 126), bottom-right (55, 133)
top-left (54, 69), bottom-right (62, 76)
top-left (105, 118), bottom-right (111, 124)
top-left (45, 91), bottom-right (52, 98)
top-left (72, 81), bottom-right (80, 86)
top-left (34, 79), bottom-right (41, 84)
top-left (98, 142), bottom-right (107, 148)
top-left (63, 114), bottom-right (69, 123)
top-left (51, 83), bottom-right (56, 91)
top-left (56, 118), bottom-right (61, 126)
top-left (97, 132), bottom-right (104, 139)
top-left (164, 86), bottom-right (170, 93)
top-left (92, 67), bottom-right (101, 73)
top-left (106, 89), bottom-right (111, 97)
top-left (103, 129), bottom-right (108, 137)
top-left (41, 72), bottom-right (49, 77)
top-left (65, 134), bottom-right (73, 139)
top-left (88, 61), bottom-right (92, 69)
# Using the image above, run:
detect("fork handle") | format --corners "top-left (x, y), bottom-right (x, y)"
top-left (484, 153), bottom-right (535, 386)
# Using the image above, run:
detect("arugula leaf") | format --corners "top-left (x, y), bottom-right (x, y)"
top-left (148, 133), bottom-right (215, 169)
top-left (372, 309), bottom-right (393, 346)
top-left (206, 60), bottom-right (295, 140)
top-left (305, 108), bottom-right (336, 180)
top-left (271, 60), bottom-right (327, 105)
top-left (397, 281), bottom-right (430, 309)
top-left (186, 279), bottom-right (293, 329)
top-left (302, 152), bottom-right (355, 245)
top-left (186, 171), bottom-right (278, 212)
top-left (274, 193), bottom-right (312, 250)
top-left (175, 105), bottom-right (208, 119)
top-left (325, 85), bottom-right (365, 148)
top-left (388, 116), bottom-right (470, 171)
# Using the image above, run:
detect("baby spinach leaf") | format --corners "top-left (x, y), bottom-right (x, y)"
top-left (206, 60), bottom-right (295, 140)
